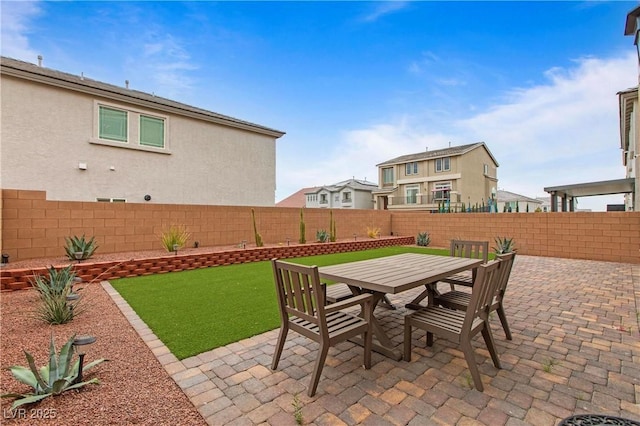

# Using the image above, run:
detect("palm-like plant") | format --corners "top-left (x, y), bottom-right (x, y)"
top-left (1, 334), bottom-right (107, 410)
top-left (64, 235), bottom-right (98, 261)
top-left (493, 237), bottom-right (515, 254)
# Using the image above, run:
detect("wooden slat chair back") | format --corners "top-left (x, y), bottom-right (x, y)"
top-left (443, 239), bottom-right (490, 289)
top-left (434, 252), bottom-right (516, 339)
top-left (271, 259), bottom-right (373, 397)
top-left (405, 239), bottom-right (490, 310)
top-left (404, 259), bottom-right (503, 391)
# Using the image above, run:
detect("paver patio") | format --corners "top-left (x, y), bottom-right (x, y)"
top-left (103, 255), bottom-right (640, 426)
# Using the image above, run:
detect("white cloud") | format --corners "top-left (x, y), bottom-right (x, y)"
top-left (361, 1), bottom-right (409, 23)
top-left (0, 1), bottom-right (41, 61)
top-left (278, 53), bottom-right (637, 211)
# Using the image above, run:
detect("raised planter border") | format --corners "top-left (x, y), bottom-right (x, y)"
top-left (0, 236), bottom-right (415, 291)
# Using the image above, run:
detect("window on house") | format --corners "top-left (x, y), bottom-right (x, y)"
top-left (406, 185), bottom-right (419, 204)
top-left (435, 157), bottom-right (450, 172)
top-left (99, 106), bottom-right (128, 142)
top-left (320, 194), bottom-right (328, 204)
top-left (96, 197), bottom-right (126, 203)
top-left (433, 182), bottom-right (451, 201)
top-left (342, 192), bottom-right (352, 202)
top-left (139, 115), bottom-right (165, 148)
top-left (405, 162), bottom-right (418, 175)
top-left (382, 167), bottom-right (394, 184)
top-left (94, 102), bottom-right (169, 153)
top-left (483, 164), bottom-right (489, 175)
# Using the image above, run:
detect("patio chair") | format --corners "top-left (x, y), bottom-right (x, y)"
top-left (326, 283), bottom-right (396, 310)
top-left (403, 259), bottom-right (503, 391)
top-left (405, 239), bottom-right (489, 310)
top-left (433, 252), bottom-right (516, 340)
top-left (271, 259), bottom-right (373, 397)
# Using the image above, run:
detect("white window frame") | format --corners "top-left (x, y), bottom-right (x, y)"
top-left (433, 182), bottom-right (452, 201)
top-left (342, 191), bottom-right (352, 202)
top-left (382, 167), bottom-right (394, 184)
top-left (320, 194), bottom-right (328, 204)
top-left (483, 164), bottom-right (489, 175)
top-left (96, 197), bottom-right (127, 203)
top-left (91, 101), bottom-right (170, 154)
top-left (405, 184), bottom-right (419, 204)
top-left (435, 157), bottom-right (450, 172)
top-left (405, 162), bottom-right (418, 175)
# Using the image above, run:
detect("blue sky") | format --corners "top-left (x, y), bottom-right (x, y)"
top-left (2, 1), bottom-right (638, 210)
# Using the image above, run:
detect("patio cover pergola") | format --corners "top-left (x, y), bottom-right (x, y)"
top-left (543, 178), bottom-right (635, 212)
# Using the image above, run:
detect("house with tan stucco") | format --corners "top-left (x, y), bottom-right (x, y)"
top-left (0, 56), bottom-right (285, 206)
top-left (373, 142), bottom-right (499, 212)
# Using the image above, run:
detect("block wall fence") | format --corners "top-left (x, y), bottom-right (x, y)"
top-left (2, 189), bottom-right (639, 265)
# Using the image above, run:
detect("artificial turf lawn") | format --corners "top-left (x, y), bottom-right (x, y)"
top-left (111, 246), bottom-right (450, 359)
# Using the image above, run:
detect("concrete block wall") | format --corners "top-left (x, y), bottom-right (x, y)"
top-left (2, 189), bottom-right (639, 265)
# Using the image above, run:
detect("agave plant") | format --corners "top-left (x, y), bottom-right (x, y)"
top-left (493, 236), bottom-right (515, 254)
top-left (64, 235), bottom-right (98, 261)
top-left (416, 232), bottom-right (431, 247)
top-left (1, 334), bottom-right (107, 410)
top-left (316, 229), bottom-right (328, 243)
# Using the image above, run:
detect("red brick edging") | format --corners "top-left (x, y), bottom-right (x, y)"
top-left (0, 237), bottom-right (415, 291)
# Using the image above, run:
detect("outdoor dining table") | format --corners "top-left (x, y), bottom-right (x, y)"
top-left (318, 253), bottom-right (483, 360)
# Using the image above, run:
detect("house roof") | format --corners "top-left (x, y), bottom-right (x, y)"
top-left (376, 142), bottom-right (499, 167)
top-left (306, 178), bottom-right (378, 194)
top-left (624, 5), bottom-right (640, 36)
top-left (496, 190), bottom-right (542, 204)
top-left (276, 187), bottom-right (319, 208)
top-left (618, 87), bottom-right (637, 153)
top-left (0, 56), bottom-right (285, 138)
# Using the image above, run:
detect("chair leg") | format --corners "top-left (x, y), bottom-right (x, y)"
top-left (496, 305), bottom-right (512, 340)
top-left (481, 322), bottom-right (501, 369)
top-left (308, 343), bottom-right (330, 397)
top-left (403, 319), bottom-right (413, 361)
top-left (271, 325), bottom-right (288, 370)
top-left (426, 331), bottom-right (434, 347)
top-left (460, 340), bottom-right (483, 392)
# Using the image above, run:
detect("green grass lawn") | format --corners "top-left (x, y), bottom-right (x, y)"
top-left (111, 246), bottom-right (450, 359)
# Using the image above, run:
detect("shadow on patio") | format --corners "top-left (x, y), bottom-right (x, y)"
top-left (106, 255), bottom-right (640, 426)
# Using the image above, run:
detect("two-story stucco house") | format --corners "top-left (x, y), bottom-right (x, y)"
top-left (305, 179), bottom-right (377, 209)
top-left (373, 142), bottom-right (499, 212)
top-left (0, 57), bottom-right (285, 206)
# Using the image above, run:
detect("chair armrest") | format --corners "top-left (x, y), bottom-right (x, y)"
top-left (325, 293), bottom-right (373, 313)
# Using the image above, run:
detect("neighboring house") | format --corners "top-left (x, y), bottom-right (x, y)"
top-left (373, 142), bottom-right (499, 212)
top-left (496, 190), bottom-right (543, 213)
top-left (618, 86), bottom-right (639, 211)
top-left (305, 179), bottom-right (377, 209)
top-left (535, 197), bottom-right (552, 212)
top-left (276, 187), bottom-right (320, 208)
top-left (0, 56), bottom-right (285, 206)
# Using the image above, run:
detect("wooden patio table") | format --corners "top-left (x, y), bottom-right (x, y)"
top-left (318, 253), bottom-right (483, 360)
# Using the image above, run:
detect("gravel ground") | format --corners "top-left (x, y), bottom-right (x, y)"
top-left (0, 245), bottom-right (228, 425)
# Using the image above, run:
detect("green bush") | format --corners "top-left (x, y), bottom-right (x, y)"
top-left (160, 225), bottom-right (191, 252)
top-left (493, 236), bottom-right (515, 254)
top-left (31, 265), bottom-right (83, 325)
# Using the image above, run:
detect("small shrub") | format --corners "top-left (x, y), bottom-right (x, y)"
top-left (160, 225), bottom-right (191, 252)
top-left (31, 265), bottom-right (82, 325)
top-left (1, 334), bottom-right (107, 410)
top-left (299, 209), bottom-right (306, 244)
top-left (416, 232), bottom-right (430, 247)
top-left (366, 226), bottom-right (380, 238)
top-left (493, 237), bottom-right (515, 254)
top-left (64, 235), bottom-right (98, 261)
top-left (251, 209), bottom-right (263, 247)
top-left (316, 229), bottom-right (328, 243)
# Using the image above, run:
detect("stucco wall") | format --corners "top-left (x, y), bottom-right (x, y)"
top-left (2, 189), bottom-right (639, 264)
top-left (0, 75), bottom-right (277, 206)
